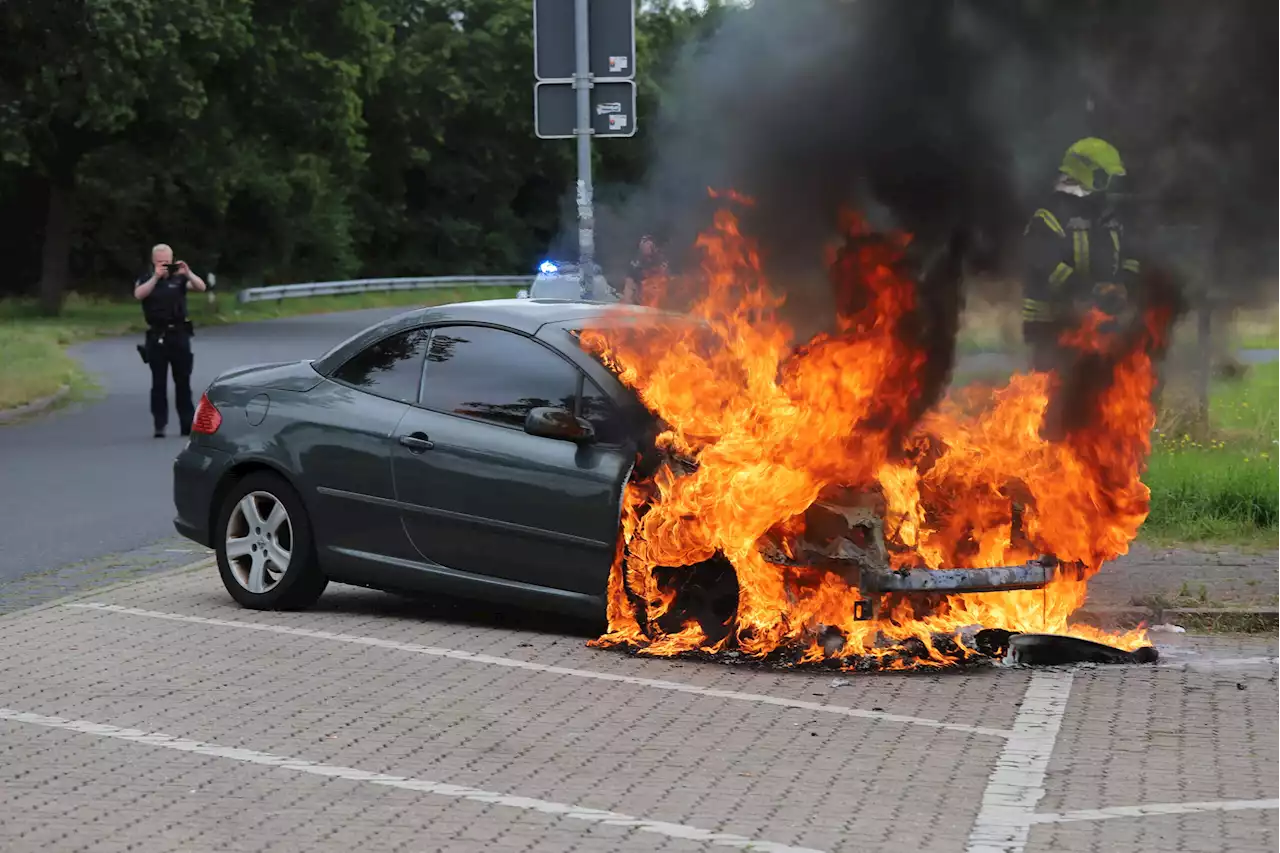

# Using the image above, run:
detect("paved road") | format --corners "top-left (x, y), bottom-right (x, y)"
top-left (0, 307), bottom-right (409, 583)
top-left (0, 563), bottom-right (1274, 853)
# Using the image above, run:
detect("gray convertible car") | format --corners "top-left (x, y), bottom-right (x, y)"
top-left (174, 299), bottom-right (656, 616)
top-left (174, 296), bottom-right (1064, 623)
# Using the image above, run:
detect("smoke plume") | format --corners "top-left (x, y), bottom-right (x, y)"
top-left (593, 0), bottom-right (1276, 319)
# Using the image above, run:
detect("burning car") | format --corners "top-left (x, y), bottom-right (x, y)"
top-left (578, 194), bottom-right (1176, 669)
top-left (175, 193), bottom-right (1171, 671)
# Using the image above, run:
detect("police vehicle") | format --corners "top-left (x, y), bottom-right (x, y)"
top-left (516, 260), bottom-right (616, 302)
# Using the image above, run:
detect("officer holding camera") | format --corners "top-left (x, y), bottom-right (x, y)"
top-left (133, 243), bottom-right (207, 437)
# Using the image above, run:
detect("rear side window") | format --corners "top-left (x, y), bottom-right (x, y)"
top-left (420, 326), bottom-right (581, 428)
top-left (332, 327), bottom-right (432, 404)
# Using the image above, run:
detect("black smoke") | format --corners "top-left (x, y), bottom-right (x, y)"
top-left (596, 0), bottom-right (1276, 320)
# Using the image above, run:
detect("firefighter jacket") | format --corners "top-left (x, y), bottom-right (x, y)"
top-left (1022, 195), bottom-right (1141, 327)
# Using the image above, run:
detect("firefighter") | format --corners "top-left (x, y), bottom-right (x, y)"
top-left (1022, 137), bottom-right (1142, 372)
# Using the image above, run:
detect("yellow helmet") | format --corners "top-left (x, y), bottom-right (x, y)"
top-left (1059, 138), bottom-right (1126, 192)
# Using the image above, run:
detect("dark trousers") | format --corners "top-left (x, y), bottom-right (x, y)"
top-left (1023, 321), bottom-right (1069, 373)
top-left (146, 328), bottom-right (194, 432)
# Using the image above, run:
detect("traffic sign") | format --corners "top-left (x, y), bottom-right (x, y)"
top-left (535, 80), bottom-right (637, 139)
top-left (534, 0), bottom-right (635, 82)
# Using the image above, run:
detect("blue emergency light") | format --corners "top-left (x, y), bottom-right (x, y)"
top-left (538, 260), bottom-right (559, 275)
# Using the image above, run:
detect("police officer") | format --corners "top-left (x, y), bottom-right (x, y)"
top-left (133, 243), bottom-right (207, 437)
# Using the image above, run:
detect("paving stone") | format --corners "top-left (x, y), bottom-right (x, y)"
top-left (0, 553), bottom-right (1274, 852)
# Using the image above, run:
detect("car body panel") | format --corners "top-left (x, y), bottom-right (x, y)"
top-left (173, 443), bottom-right (232, 546)
top-left (213, 360), bottom-right (326, 392)
top-left (392, 404), bottom-right (630, 595)
top-left (175, 299), bottom-right (671, 618)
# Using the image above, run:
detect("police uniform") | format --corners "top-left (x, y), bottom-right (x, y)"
top-left (136, 270), bottom-right (195, 436)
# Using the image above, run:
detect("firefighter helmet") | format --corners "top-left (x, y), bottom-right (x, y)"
top-left (1058, 138), bottom-right (1126, 193)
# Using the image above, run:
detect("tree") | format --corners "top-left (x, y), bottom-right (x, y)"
top-left (0, 0), bottom-right (255, 313)
top-left (0, 0), bottom-right (394, 310)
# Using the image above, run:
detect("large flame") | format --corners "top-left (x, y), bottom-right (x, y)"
top-left (583, 192), bottom-right (1169, 668)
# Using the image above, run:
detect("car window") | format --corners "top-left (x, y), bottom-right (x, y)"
top-left (331, 327), bottom-right (432, 404)
top-left (579, 378), bottom-right (632, 445)
top-left (421, 326), bottom-right (582, 428)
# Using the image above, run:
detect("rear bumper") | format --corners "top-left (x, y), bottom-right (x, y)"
top-left (173, 441), bottom-right (232, 548)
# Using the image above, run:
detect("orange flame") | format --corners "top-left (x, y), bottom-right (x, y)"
top-left (583, 193), bottom-right (1164, 668)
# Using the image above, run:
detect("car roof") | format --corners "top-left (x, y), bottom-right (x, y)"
top-left (311, 298), bottom-right (669, 375)
top-left (410, 298), bottom-right (630, 334)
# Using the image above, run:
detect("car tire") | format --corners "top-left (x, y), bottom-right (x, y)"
top-left (214, 471), bottom-right (327, 611)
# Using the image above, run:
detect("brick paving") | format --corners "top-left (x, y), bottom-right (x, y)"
top-left (1087, 544), bottom-right (1278, 609)
top-left (0, 564), bottom-right (1275, 853)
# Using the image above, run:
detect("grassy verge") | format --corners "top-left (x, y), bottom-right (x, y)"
top-left (1142, 360), bottom-right (1278, 546)
top-left (956, 300), bottom-right (1280, 354)
top-left (0, 285), bottom-right (517, 412)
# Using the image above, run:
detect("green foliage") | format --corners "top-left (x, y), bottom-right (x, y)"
top-left (0, 0), bottom-right (716, 305)
top-left (1144, 363), bottom-right (1279, 544)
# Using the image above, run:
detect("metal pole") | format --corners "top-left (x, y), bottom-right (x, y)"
top-left (573, 0), bottom-right (594, 298)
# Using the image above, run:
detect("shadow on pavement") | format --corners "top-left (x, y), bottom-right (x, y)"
top-left (309, 586), bottom-right (604, 639)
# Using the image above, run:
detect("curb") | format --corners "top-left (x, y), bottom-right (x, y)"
top-left (0, 557), bottom-right (216, 624)
top-left (1076, 605), bottom-right (1279, 634)
top-left (0, 384), bottom-right (71, 425)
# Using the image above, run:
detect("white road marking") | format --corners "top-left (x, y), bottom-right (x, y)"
top-left (0, 707), bottom-right (822, 853)
top-left (1156, 655), bottom-right (1280, 670)
top-left (64, 602), bottom-right (1009, 738)
top-left (1032, 799), bottom-right (1280, 824)
top-left (964, 671), bottom-right (1074, 853)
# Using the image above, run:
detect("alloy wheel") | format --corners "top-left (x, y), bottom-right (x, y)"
top-left (225, 491), bottom-right (293, 594)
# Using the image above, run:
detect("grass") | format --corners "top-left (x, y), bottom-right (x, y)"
top-left (956, 300), bottom-right (1280, 354)
top-left (0, 325), bottom-right (86, 411)
top-left (956, 298), bottom-right (1278, 547)
top-left (1232, 310), bottom-right (1280, 350)
top-left (1142, 360), bottom-right (1279, 546)
top-left (0, 285), bottom-right (517, 411)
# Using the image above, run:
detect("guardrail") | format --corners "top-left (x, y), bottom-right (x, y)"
top-left (236, 275), bottom-right (535, 304)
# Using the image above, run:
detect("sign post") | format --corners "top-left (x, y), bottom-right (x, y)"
top-left (573, 0), bottom-right (594, 286)
top-left (534, 0), bottom-right (636, 295)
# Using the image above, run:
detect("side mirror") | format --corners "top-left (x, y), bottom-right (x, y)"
top-left (516, 289), bottom-right (530, 299)
top-left (525, 406), bottom-right (595, 444)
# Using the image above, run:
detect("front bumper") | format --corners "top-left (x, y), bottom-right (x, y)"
top-left (173, 441), bottom-right (232, 548)
top-left (764, 500), bottom-right (1066, 621)
top-left (853, 558), bottom-right (1063, 620)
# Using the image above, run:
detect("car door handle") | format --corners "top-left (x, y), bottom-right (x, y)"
top-left (398, 433), bottom-right (434, 452)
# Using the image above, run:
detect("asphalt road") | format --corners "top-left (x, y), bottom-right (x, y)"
top-left (0, 307), bottom-right (410, 583)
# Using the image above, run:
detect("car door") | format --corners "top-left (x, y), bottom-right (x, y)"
top-left (304, 325), bottom-right (432, 573)
top-left (391, 324), bottom-right (632, 595)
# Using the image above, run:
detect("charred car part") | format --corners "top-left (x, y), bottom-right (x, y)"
top-left (1005, 633), bottom-right (1158, 666)
top-left (760, 497), bottom-right (1063, 622)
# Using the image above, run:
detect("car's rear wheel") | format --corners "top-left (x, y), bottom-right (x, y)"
top-left (215, 471), bottom-right (327, 611)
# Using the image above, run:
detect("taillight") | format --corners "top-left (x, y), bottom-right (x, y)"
top-left (191, 393), bottom-right (222, 434)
